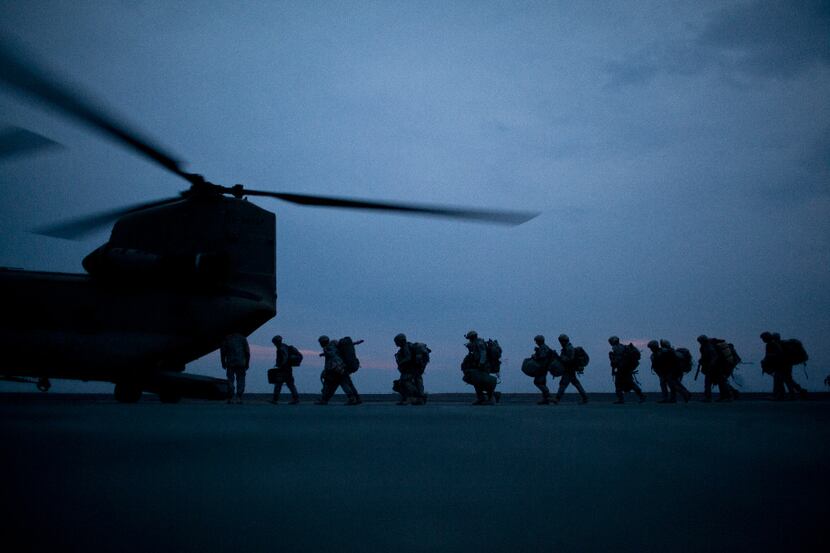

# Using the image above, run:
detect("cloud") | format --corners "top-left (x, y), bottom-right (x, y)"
top-left (606, 0), bottom-right (830, 87)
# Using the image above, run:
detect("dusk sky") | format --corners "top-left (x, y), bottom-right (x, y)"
top-left (1, 0), bottom-right (828, 394)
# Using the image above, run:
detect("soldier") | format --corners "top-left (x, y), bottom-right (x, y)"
top-left (316, 335), bottom-right (361, 405)
top-left (648, 340), bottom-right (673, 403)
top-left (761, 332), bottom-right (807, 400)
top-left (336, 336), bottom-right (364, 405)
top-left (269, 335), bottom-right (300, 405)
top-left (220, 332), bottom-right (250, 404)
top-left (531, 335), bottom-right (555, 404)
top-left (393, 333), bottom-right (427, 405)
top-left (653, 339), bottom-right (691, 403)
top-left (552, 334), bottom-right (589, 404)
top-left (461, 330), bottom-right (499, 405)
top-left (609, 336), bottom-right (645, 404)
top-left (696, 335), bottom-right (731, 402)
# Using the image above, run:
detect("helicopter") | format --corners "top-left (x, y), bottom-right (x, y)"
top-left (0, 40), bottom-right (538, 403)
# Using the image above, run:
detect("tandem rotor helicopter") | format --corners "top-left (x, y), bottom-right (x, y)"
top-left (0, 40), bottom-right (538, 402)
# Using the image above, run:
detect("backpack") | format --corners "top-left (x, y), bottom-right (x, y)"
top-left (781, 339), bottom-right (808, 365)
top-left (622, 344), bottom-right (641, 369)
top-left (573, 346), bottom-right (590, 370)
top-left (674, 347), bottom-right (693, 373)
top-left (337, 336), bottom-right (360, 374)
top-left (485, 339), bottom-right (502, 373)
top-left (286, 345), bottom-right (303, 367)
top-left (410, 342), bottom-right (431, 373)
top-left (712, 339), bottom-right (740, 370)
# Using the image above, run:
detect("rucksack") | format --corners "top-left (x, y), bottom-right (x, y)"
top-left (674, 347), bottom-right (693, 373)
top-left (410, 342), bottom-right (431, 373)
top-left (485, 339), bottom-right (502, 373)
top-left (781, 339), bottom-right (808, 365)
top-left (573, 346), bottom-right (590, 370)
top-left (622, 344), bottom-right (641, 369)
top-left (712, 339), bottom-right (740, 369)
top-left (286, 345), bottom-right (303, 367)
top-left (521, 357), bottom-right (546, 378)
top-left (337, 336), bottom-right (360, 374)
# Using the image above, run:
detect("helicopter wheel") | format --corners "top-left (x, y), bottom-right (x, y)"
top-left (158, 390), bottom-right (182, 404)
top-left (114, 382), bottom-right (142, 403)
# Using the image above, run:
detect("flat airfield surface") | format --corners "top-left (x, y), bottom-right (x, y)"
top-left (2, 395), bottom-right (829, 553)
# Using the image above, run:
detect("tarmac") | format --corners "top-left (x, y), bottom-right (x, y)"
top-left (1, 393), bottom-right (828, 553)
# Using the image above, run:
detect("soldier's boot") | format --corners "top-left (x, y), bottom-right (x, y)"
top-left (638, 393), bottom-right (647, 403)
top-left (613, 391), bottom-right (624, 404)
top-left (493, 391), bottom-right (501, 404)
top-left (472, 389), bottom-right (487, 405)
top-left (314, 399), bottom-right (328, 405)
top-left (538, 390), bottom-right (551, 405)
top-left (289, 398), bottom-right (300, 405)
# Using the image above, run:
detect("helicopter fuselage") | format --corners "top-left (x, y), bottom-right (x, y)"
top-left (0, 195), bottom-right (276, 393)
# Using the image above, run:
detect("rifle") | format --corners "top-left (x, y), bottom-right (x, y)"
top-left (694, 361), bottom-right (701, 381)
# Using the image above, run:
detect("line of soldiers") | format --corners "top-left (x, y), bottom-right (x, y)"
top-left (220, 329), bottom-right (811, 405)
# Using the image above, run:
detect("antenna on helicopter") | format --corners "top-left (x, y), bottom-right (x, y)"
top-left (0, 37), bottom-right (540, 240)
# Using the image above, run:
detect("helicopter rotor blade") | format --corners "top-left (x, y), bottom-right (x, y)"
top-left (32, 196), bottom-right (184, 240)
top-left (242, 189), bottom-right (540, 226)
top-left (0, 38), bottom-right (191, 182)
top-left (0, 126), bottom-right (62, 161)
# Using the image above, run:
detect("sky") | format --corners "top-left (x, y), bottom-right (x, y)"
top-left (1, 0), bottom-right (828, 395)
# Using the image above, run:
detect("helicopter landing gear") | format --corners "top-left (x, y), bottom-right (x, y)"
top-left (158, 389), bottom-right (182, 404)
top-left (114, 382), bottom-right (142, 403)
top-left (37, 377), bottom-right (51, 392)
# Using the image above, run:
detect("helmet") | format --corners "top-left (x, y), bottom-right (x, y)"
top-left (318, 335), bottom-right (330, 346)
top-left (697, 335), bottom-right (708, 343)
top-left (534, 335), bottom-right (545, 344)
top-left (760, 331), bottom-right (772, 342)
top-left (271, 335), bottom-right (282, 345)
top-left (394, 333), bottom-right (407, 345)
top-left (558, 334), bottom-right (570, 344)
top-left (659, 339), bottom-right (671, 348)
top-left (608, 336), bottom-right (620, 345)
top-left (647, 340), bottom-right (659, 349)
top-left (465, 330), bottom-right (478, 340)
top-left (772, 332), bottom-right (781, 340)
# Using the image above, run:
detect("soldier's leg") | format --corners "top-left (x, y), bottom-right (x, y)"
top-left (716, 376), bottom-right (731, 401)
top-left (533, 375), bottom-right (550, 403)
top-left (671, 377), bottom-right (690, 402)
top-left (272, 379), bottom-right (284, 402)
top-left (225, 368), bottom-right (235, 402)
top-left (703, 375), bottom-right (713, 402)
top-left (415, 375), bottom-right (426, 401)
top-left (783, 367), bottom-right (806, 397)
top-left (614, 378), bottom-right (625, 403)
top-left (236, 368), bottom-right (246, 400)
top-left (342, 375), bottom-right (361, 404)
top-left (571, 374), bottom-right (588, 403)
top-left (554, 373), bottom-right (572, 402)
top-left (318, 374), bottom-right (339, 403)
top-left (286, 376), bottom-right (300, 403)
top-left (659, 376), bottom-right (671, 402)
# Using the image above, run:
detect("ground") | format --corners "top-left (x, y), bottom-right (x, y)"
top-left (1, 394), bottom-right (828, 552)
